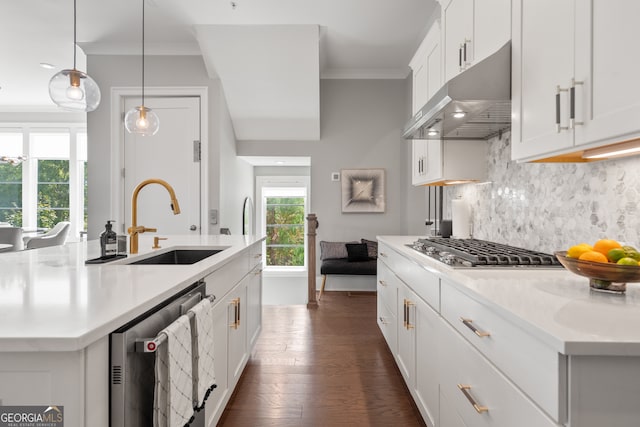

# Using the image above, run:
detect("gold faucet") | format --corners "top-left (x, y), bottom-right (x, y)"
top-left (128, 178), bottom-right (181, 254)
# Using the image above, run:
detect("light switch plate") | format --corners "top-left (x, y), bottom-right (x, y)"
top-left (210, 209), bottom-right (218, 225)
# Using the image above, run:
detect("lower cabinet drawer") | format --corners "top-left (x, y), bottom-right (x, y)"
top-left (377, 296), bottom-right (397, 355)
top-left (379, 243), bottom-right (439, 311)
top-left (377, 260), bottom-right (397, 314)
top-left (440, 280), bottom-right (565, 423)
top-left (438, 319), bottom-right (559, 427)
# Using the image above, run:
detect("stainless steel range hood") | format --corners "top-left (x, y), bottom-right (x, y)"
top-left (403, 41), bottom-right (511, 141)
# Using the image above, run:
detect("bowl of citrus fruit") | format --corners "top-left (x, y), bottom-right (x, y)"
top-left (555, 239), bottom-right (640, 294)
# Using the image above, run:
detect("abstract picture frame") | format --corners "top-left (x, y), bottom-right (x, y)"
top-left (340, 168), bottom-right (386, 213)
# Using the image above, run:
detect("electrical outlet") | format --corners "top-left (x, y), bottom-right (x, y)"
top-left (210, 209), bottom-right (218, 225)
top-left (331, 172), bottom-right (340, 181)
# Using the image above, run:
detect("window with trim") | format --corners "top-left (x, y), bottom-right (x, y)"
top-left (265, 194), bottom-right (305, 267)
top-left (0, 126), bottom-right (87, 238)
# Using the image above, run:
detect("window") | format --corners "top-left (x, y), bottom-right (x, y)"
top-left (257, 176), bottom-right (310, 272)
top-left (265, 195), bottom-right (305, 267)
top-left (0, 125), bottom-right (87, 239)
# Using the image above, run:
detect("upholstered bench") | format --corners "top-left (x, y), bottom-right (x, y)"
top-left (319, 239), bottom-right (378, 300)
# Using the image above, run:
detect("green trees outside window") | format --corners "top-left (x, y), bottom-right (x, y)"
top-left (0, 163), bottom-right (22, 225)
top-left (266, 197), bottom-right (305, 266)
top-left (37, 160), bottom-right (70, 229)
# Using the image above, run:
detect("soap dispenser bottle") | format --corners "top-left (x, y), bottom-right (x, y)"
top-left (100, 220), bottom-right (118, 257)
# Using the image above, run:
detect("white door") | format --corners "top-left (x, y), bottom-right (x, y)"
top-left (122, 96), bottom-right (201, 235)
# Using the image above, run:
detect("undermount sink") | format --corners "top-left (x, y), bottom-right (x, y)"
top-left (128, 249), bottom-right (224, 265)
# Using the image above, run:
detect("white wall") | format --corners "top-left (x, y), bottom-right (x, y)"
top-left (85, 55), bottom-right (252, 238)
top-left (238, 79), bottom-right (420, 271)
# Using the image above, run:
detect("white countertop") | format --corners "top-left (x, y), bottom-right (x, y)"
top-left (378, 236), bottom-right (640, 356)
top-left (0, 234), bottom-right (263, 352)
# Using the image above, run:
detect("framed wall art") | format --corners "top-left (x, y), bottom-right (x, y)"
top-left (341, 168), bottom-right (386, 213)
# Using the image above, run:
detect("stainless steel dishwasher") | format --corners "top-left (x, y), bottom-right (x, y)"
top-left (110, 281), bottom-right (207, 427)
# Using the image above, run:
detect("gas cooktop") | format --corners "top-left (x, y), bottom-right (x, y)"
top-left (407, 237), bottom-right (562, 268)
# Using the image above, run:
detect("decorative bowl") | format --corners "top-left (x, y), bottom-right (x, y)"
top-left (554, 251), bottom-right (640, 294)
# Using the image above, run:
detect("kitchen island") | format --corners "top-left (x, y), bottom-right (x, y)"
top-left (0, 234), bottom-right (264, 427)
top-left (378, 235), bottom-right (640, 427)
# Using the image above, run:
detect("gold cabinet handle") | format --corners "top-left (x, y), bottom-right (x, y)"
top-left (460, 317), bottom-right (490, 337)
top-left (406, 300), bottom-right (415, 330)
top-left (230, 298), bottom-right (240, 329)
top-left (458, 384), bottom-right (489, 413)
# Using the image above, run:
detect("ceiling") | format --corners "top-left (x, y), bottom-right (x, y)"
top-left (0, 0), bottom-right (437, 141)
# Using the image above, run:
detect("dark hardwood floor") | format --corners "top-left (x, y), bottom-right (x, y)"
top-left (218, 291), bottom-right (426, 427)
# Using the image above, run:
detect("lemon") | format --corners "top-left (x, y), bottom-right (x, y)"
top-left (567, 243), bottom-right (594, 258)
top-left (617, 257), bottom-right (639, 266)
top-left (607, 248), bottom-right (626, 263)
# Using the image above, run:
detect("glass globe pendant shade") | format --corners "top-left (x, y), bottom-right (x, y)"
top-left (124, 106), bottom-right (160, 136)
top-left (49, 68), bottom-right (101, 112)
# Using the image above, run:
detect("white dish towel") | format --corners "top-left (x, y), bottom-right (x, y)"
top-left (154, 314), bottom-right (194, 427)
top-left (188, 298), bottom-right (217, 409)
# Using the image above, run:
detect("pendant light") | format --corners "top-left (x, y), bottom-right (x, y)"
top-left (124, 0), bottom-right (159, 136)
top-left (48, 0), bottom-right (101, 112)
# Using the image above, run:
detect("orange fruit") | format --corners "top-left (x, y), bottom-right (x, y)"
top-left (579, 251), bottom-right (609, 263)
top-left (567, 243), bottom-right (594, 258)
top-left (593, 239), bottom-right (622, 257)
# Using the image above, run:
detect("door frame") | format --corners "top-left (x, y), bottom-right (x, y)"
top-left (110, 86), bottom-right (209, 234)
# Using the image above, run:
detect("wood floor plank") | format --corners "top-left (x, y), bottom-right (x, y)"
top-left (218, 292), bottom-right (426, 427)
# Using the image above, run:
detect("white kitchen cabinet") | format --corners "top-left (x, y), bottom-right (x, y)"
top-left (413, 139), bottom-right (488, 186)
top-left (396, 284), bottom-right (417, 387)
top-left (442, 0), bottom-right (510, 82)
top-left (377, 259), bottom-right (398, 354)
top-left (438, 317), bottom-right (558, 427)
top-left (413, 290), bottom-right (440, 427)
top-left (377, 242), bottom-right (439, 427)
top-left (204, 297), bottom-right (230, 426)
top-left (410, 22), bottom-right (443, 186)
top-left (511, 0), bottom-right (640, 161)
top-left (410, 21), bottom-right (442, 114)
top-left (246, 264), bottom-right (262, 351)
top-left (227, 275), bottom-right (248, 390)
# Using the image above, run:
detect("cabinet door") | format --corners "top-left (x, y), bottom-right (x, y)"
top-left (413, 61), bottom-right (429, 115)
top-left (412, 140), bottom-right (427, 186)
top-left (414, 296), bottom-right (439, 427)
top-left (246, 265), bottom-right (262, 351)
top-left (205, 299), bottom-right (230, 426)
top-left (440, 389), bottom-right (468, 427)
top-left (396, 284), bottom-right (416, 387)
top-left (424, 140), bottom-right (444, 183)
top-left (444, 0), bottom-right (473, 82)
top-left (473, 0), bottom-right (510, 64)
top-left (227, 280), bottom-right (248, 388)
top-left (574, 1), bottom-right (640, 147)
top-left (511, 0), bottom-right (575, 160)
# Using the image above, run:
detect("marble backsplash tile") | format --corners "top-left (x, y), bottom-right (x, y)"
top-left (443, 133), bottom-right (640, 253)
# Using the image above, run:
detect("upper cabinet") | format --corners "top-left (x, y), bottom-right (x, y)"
top-left (442, 0), bottom-right (511, 82)
top-left (410, 22), bottom-right (443, 186)
top-left (410, 22), bottom-right (442, 115)
top-left (512, 0), bottom-right (640, 161)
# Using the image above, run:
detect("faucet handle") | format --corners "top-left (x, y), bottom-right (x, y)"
top-left (152, 236), bottom-right (167, 249)
top-left (144, 227), bottom-right (157, 233)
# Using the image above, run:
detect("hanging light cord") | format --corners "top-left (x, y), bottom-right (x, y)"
top-left (73, 0), bottom-right (77, 70)
top-left (141, 0), bottom-right (145, 106)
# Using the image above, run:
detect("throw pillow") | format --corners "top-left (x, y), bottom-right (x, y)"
top-left (320, 241), bottom-right (357, 260)
top-left (346, 243), bottom-right (370, 262)
top-left (361, 238), bottom-right (378, 259)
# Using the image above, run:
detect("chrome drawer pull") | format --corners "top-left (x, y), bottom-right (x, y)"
top-left (458, 384), bottom-right (489, 414)
top-left (460, 317), bottom-right (491, 337)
